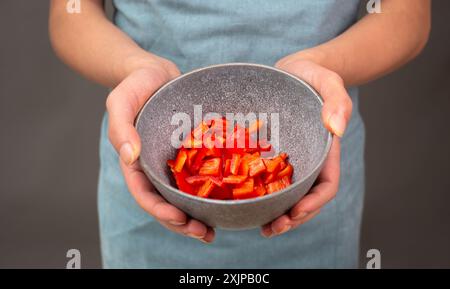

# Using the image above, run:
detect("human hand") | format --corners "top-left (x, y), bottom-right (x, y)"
top-left (106, 60), bottom-right (215, 243)
top-left (261, 58), bottom-right (352, 237)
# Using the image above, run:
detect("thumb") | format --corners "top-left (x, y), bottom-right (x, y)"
top-left (276, 60), bottom-right (352, 137)
top-left (106, 68), bottom-right (171, 165)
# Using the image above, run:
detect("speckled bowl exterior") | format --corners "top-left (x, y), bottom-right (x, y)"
top-left (136, 63), bottom-right (332, 230)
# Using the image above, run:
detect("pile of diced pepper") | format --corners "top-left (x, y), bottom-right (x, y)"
top-left (167, 118), bottom-right (293, 200)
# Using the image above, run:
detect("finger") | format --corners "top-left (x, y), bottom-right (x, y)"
top-left (261, 223), bottom-right (273, 238)
top-left (161, 218), bottom-right (213, 242)
top-left (120, 159), bottom-right (187, 225)
top-left (290, 209), bottom-right (321, 229)
top-left (276, 60), bottom-right (352, 137)
top-left (261, 214), bottom-right (291, 238)
top-left (201, 227), bottom-right (216, 243)
top-left (106, 69), bottom-right (170, 165)
top-left (261, 208), bottom-right (322, 238)
top-left (290, 137), bottom-right (340, 219)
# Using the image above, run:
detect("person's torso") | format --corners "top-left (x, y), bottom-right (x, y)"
top-left (100, 0), bottom-right (366, 268)
top-left (113, 0), bottom-right (361, 72)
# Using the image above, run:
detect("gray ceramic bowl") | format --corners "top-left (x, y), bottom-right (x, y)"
top-left (136, 63), bottom-right (331, 230)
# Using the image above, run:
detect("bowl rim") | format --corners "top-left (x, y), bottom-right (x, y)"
top-left (136, 62), bottom-right (333, 205)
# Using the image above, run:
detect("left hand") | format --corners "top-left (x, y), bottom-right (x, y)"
top-left (261, 58), bottom-right (352, 237)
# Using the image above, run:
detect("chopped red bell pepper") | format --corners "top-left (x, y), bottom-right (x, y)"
top-left (223, 159), bottom-right (231, 177)
top-left (278, 164), bottom-right (293, 179)
top-left (209, 185), bottom-right (232, 200)
top-left (197, 179), bottom-right (215, 198)
top-left (186, 149), bottom-right (198, 170)
top-left (167, 159), bottom-right (175, 169)
top-left (172, 168), bottom-right (195, 195)
top-left (222, 175), bottom-right (248, 184)
top-left (173, 149), bottom-right (188, 173)
top-left (280, 175), bottom-right (292, 187)
top-left (199, 157), bottom-right (221, 176)
top-left (253, 176), bottom-right (266, 196)
top-left (238, 160), bottom-right (250, 176)
top-left (167, 117), bottom-right (295, 200)
top-left (248, 157), bottom-right (266, 177)
top-left (232, 178), bottom-right (255, 199)
top-left (191, 148), bottom-right (208, 172)
top-left (185, 175), bottom-right (210, 185)
top-left (266, 179), bottom-right (288, 194)
top-left (263, 156), bottom-right (283, 173)
top-left (230, 153), bottom-right (241, 175)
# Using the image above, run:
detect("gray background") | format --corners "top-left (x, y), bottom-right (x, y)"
top-left (0, 0), bottom-right (449, 268)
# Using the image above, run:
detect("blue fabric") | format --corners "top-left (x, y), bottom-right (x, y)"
top-left (98, 0), bottom-right (365, 268)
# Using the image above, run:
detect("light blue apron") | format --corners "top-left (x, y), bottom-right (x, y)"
top-left (98, 0), bottom-right (365, 268)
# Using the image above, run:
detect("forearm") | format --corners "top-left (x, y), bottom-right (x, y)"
top-left (285, 0), bottom-right (431, 86)
top-left (49, 0), bottom-right (160, 87)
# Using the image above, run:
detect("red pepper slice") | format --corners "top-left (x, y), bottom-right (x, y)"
top-left (209, 185), bottom-right (232, 200)
top-left (172, 169), bottom-right (195, 195)
top-left (186, 149), bottom-right (198, 170)
top-left (278, 164), bottom-right (293, 179)
top-left (223, 159), bottom-right (231, 177)
top-left (279, 160), bottom-right (287, 171)
top-left (197, 179), bottom-right (215, 198)
top-left (248, 157), bottom-right (266, 177)
top-left (191, 148), bottom-right (208, 172)
top-left (230, 153), bottom-right (241, 175)
top-left (185, 175), bottom-right (210, 185)
top-left (222, 175), bottom-right (247, 184)
top-left (209, 176), bottom-right (224, 187)
top-left (232, 178), bottom-right (255, 199)
top-left (280, 175), bottom-right (292, 187)
top-left (265, 179), bottom-right (288, 194)
top-left (263, 156), bottom-right (283, 173)
top-left (198, 158), bottom-right (221, 176)
top-left (253, 176), bottom-right (266, 196)
top-left (263, 164), bottom-right (282, 184)
top-left (238, 160), bottom-right (250, 176)
top-left (173, 149), bottom-right (188, 173)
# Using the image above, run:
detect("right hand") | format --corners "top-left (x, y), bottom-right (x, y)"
top-left (106, 60), bottom-right (215, 243)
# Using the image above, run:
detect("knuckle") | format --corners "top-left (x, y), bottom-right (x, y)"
top-left (105, 92), bottom-right (115, 112)
top-left (325, 71), bottom-right (343, 86)
top-left (165, 61), bottom-right (179, 75)
top-left (275, 59), bottom-right (286, 68)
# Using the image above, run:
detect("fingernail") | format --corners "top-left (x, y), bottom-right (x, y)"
top-left (169, 220), bottom-right (185, 226)
top-left (261, 230), bottom-right (273, 238)
top-left (119, 142), bottom-right (135, 165)
top-left (292, 211), bottom-right (308, 221)
top-left (328, 112), bottom-right (346, 137)
top-left (276, 224), bottom-right (291, 235)
top-left (199, 239), bottom-right (211, 244)
top-left (186, 232), bottom-right (205, 239)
